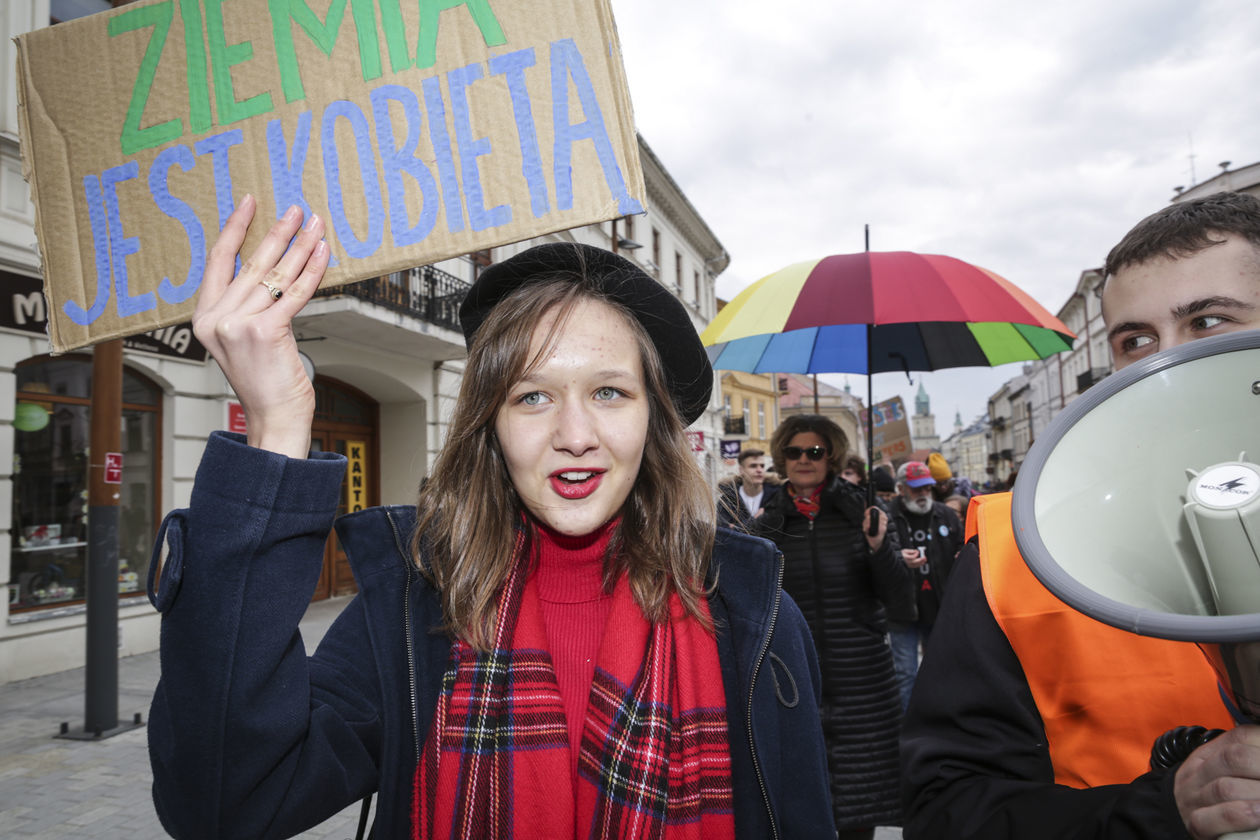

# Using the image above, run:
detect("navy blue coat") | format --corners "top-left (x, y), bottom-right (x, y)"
top-left (147, 433), bottom-right (833, 839)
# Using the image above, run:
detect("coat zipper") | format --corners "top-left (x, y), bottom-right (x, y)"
top-left (384, 510), bottom-right (421, 763)
top-left (805, 516), bottom-right (829, 676)
top-left (747, 550), bottom-right (785, 840)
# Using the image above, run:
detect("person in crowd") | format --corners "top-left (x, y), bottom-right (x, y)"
top-left (717, 447), bottom-right (779, 531)
top-left (941, 494), bottom-right (968, 520)
top-left (755, 414), bottom-right (908, 840)
top-left (840, 455), bottom-right (867, 486)
top-left (870, 465), bottom-right (897, 506)
top-left (925, 452), bottom-right (955, 502)
top-left (926, 453), bottom-right (978, 502)
top-left (146, 201), bottom-right (835, 839)
top-left (903, 191), bottom-right (1260, 840)
top-left (884, 461), bottom-right (964, 711)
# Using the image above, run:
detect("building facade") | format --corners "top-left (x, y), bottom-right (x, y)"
top-left (1, 2), bottom-right (728, 682)
top-left (718, 371), bottom-right (777, 459)
top-left (775, 374), bottom-right (865, 462)
top-left (1174, 159), bottom-right (1260, 203)
top-left (940, 414), bottom-right (991, 488)
top-left (985, 374), bottom-right (1023, 484)
top-left (910, 381), bottom-right (940, 452)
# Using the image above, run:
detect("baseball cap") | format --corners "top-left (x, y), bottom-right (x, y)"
top-left (898, 461), bottom-right (935, 488)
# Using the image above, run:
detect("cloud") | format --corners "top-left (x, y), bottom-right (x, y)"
top-left (611, 0), bottom-right (1260, 442)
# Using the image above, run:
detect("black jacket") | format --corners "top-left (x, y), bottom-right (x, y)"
top-left (756, 476), bottom-right (908, 829)
top-left (147, 433), bottom-right (836, 839)
top-left (901, 546), bottom-right (1194, 839)
top-left (886, 498), bottom-right (963, 625)
top-left (717, 478), bottom-right (780, 531)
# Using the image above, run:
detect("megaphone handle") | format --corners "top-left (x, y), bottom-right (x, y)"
top-left (867, 506), bottom-right (881, 537)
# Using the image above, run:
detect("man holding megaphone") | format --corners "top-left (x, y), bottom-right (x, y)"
top-left (902, 191), bottom-right (1260, 840)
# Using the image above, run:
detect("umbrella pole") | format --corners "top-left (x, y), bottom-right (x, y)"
top-left (864, 224), bottom-right (874, 508)
top-left (866, 324), bottom-right (879, 536)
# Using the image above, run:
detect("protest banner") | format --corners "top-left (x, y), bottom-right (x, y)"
top-left (861, 395), bottom-right (912, 463)
top-left (16, 0), bottom-right (645, 352)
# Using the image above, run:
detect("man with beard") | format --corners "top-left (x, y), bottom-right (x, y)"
top-left (885, 460), bottom-right (963, 710)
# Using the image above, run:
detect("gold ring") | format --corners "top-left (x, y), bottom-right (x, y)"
top-left (260, 279), bottom-right (282, 300)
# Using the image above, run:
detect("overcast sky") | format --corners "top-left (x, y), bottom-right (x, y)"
top-left (610, 0), bottom-right (1260, 435)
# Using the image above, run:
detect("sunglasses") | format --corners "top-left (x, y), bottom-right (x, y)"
top-left (783, 445), bottom-right (828, 461)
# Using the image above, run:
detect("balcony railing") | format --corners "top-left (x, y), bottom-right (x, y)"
top-left (724, 416), bottom-right (747, 435)
top-left (315, 264), bottom-right (471, 331)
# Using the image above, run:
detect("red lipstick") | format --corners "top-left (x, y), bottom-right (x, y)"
top-left (549, 469), bottom-right (604, 500)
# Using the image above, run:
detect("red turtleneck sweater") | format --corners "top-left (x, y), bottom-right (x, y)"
top-left (533, 521), bottom-right (616, 774)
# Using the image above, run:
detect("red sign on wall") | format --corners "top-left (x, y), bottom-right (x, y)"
top-left (686, 431), bottom-right (705, 452)
top-left (228, 402), bottom-right (247, 434)
top-left (104, 452), bottom-right (122, 484)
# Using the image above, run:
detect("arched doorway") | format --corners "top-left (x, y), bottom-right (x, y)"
top-left (310, 376), bottom-right (378, 600)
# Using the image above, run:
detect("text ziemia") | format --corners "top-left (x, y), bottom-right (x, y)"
top-left (67, 0), bottom-right (641, 326)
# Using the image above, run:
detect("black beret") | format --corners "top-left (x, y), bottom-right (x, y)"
top-left (459, 243), bottom-right (713, 425)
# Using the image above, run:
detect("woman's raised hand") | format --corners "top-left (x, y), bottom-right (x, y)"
top-left (192, 195), bottom-right (329, 459)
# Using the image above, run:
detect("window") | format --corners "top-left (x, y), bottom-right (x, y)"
top-left (10, 356), bottom-right (162, 613)
top-left (692, 270), bottom-right (700, 304)
top-left (469, 249), bottom-right (493, 280)
top-left (674, 252), bottom-right (683, 292)
top-left (758, 401), bottom-right (766, 439)
top-left (651, 229), bottom-right (661, 277)
top-left (742, 399), bottom-right (751, 432)
top-left (724, 394), bottom-right (732, 418)
top-left (315, 378), bottom-right (374, 425)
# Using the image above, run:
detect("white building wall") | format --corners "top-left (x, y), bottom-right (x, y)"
top-left (0, 2), bottom-right (47, 278)
top-left (962, 428), bottom-right (990, 486)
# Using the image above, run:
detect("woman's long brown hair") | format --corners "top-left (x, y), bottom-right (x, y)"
top-left (414, 272), bottom-right (716, 650)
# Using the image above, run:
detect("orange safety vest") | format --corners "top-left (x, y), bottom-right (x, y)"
top-left (968, 492), bottom-right (1234, 789)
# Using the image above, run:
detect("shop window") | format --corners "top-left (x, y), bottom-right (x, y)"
top-left (9, 356), bottom-right (162, 613)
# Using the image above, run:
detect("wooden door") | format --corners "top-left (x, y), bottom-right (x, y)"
top-left (310, 378), bottom-right (378, 601)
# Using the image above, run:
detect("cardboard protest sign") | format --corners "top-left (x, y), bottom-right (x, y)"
top-left (17, 0), bottom-right (645, 352)
top-left (862, 396), bottom-right (911, 462)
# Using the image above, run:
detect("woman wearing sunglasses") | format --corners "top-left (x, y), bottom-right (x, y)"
top-left (756, 414), bottom-right (910, 840)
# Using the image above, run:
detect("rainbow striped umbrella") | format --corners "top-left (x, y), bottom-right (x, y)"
top-left (701, 251), bottom-right (1074, 375)
top-left (703, 251), bottom-right (1075, 498)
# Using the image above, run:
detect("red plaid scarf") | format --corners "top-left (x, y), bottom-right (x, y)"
top-left (414, 537), bottom-right (734, 840)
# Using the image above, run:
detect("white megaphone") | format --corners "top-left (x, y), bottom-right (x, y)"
top-left (1012, 330), bottom-right (1260, 840)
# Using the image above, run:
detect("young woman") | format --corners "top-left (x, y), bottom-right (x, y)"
top-left (146, 199), bottom-right (833, 839)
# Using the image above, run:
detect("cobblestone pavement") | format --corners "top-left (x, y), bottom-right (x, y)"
top-left (0, 597), bottom-right (369, 839)
top-left (0, 595), bottom-right (901, 839)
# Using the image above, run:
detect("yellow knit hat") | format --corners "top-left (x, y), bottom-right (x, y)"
top-left (927, 452), bottom-right (952, 482)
